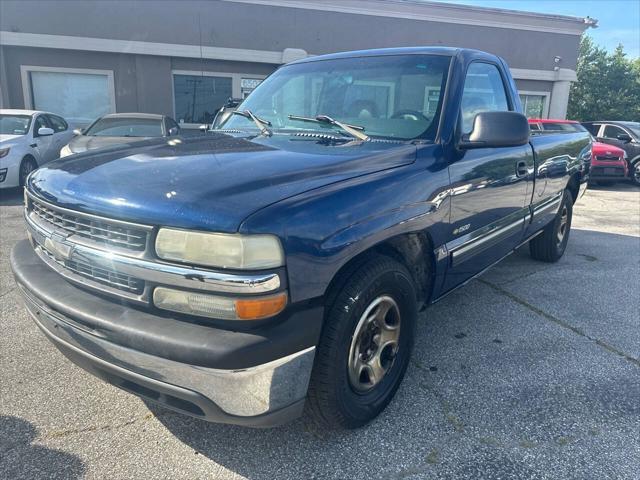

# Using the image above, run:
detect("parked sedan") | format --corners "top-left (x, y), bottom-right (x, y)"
top-left (529, 119), bottom-right (628, 185)
top-left (0, 109), bottom-right (74, 188)
top-left (60, 113), bottom-right (181, 157)
top-left (582, 121), bottom-right (640, 185)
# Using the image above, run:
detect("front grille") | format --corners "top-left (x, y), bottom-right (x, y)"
top-left (40, 247), bottom-right (145, 295)
top-left (29, 197), bottom-right (149, 252)
top-left (595, 155), bottom-right (622, 162)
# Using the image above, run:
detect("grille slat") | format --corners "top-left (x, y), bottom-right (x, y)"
top-left (40, 247), bottom-right (144, 295)
top-left (28, 195), bottom-right (149, 298)
top-left (30, 199), bottom-right (148, 251)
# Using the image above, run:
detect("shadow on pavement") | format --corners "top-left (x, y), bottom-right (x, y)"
top-left (587, 181), bottom-right (638, 192)
top-left (0, 187), bottom-right (24, 207)
top-left (0, 416), bottom-right (85, 479)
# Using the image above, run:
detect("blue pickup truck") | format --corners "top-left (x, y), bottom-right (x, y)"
top-left (11, 47), bottom-right (590, 429)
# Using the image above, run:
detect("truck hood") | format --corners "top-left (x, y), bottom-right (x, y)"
top-left (28, 133), bottom-right (416, 232)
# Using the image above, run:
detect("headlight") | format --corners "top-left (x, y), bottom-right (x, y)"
top-left (59, 144), bottom-right (72, 158)
top-left (0, 148), bottom-right (10, 158)
top-left (153, 287), bottom-right (287, 320)
top-left (155, 228), bottom-right (284, 269)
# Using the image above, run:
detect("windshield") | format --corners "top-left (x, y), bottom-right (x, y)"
top-left (0, 115), bottom-right (32, 135)
top-left (620, 122), bottom-right (640, 138)
top-left (223, 54), bottom-right (451, 141)
top-left (85, 117), bottom-right (164, 137)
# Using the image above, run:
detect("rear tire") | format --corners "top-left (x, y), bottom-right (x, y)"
top-left (19, 156), bottom-right (37, 187)
top-left (631, 161), bottom-right (640, 186)
top-left (529, 190), bottom-right (573, 263)
top-left (306, 255), bottom-right (417, 429)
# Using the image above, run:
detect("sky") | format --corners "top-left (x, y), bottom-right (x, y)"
top-left (436, 0), bottom-right (640, 58)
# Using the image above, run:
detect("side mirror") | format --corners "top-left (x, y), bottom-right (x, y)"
top-left (37, 127), bottom-right (54, 137)
top-left (459, 111), bottom-right (530, 149)
top-left (616, 133), bottom-right (632, 143)
top-left (73, 128), bottom-right (83, 136)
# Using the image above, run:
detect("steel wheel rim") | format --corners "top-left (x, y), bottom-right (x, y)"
top-left (556, 205), bottom-right (569, 245)
top-left (348, 295), bottom-right (401, 393)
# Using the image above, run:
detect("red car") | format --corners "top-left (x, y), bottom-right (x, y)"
top-left (529, 119), bottom-right (628, 185)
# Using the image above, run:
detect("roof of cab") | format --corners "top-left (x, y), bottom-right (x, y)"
top-left (288, 46), bottom-right (464, 65)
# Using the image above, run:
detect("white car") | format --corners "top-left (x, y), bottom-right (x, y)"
top-left (0, 109), bottom-right (75, 188)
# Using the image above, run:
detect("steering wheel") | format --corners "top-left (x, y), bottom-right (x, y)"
top-left (390, 110), bottom-right (429, 122)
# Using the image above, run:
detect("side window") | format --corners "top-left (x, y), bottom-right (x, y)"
top-left (33, 115), bottom-right (50, 136)
top-left (602, 125), bottom-right (626, 140)
top-left (47, 115), bottom-right (68, 133)
top-left (582, 123), bottom-right (600, 136)
top-left (460, 63), bottom-right (510, 133)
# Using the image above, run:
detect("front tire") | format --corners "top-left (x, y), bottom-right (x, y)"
top-left (306, 255), bottom-right (417, 429)
top-left (529, 190), bottom-right (573, 262)
top-left (19, 156), bottom-right (37, 187)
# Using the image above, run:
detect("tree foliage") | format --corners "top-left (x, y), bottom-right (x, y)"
top-left (568, 36), bottom-right (640, 121)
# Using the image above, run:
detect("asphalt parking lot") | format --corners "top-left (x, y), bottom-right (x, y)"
top-left (1, 183), bottom-right (639, 480)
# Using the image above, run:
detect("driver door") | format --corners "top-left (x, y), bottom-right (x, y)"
top-left (443, 62), bottom-right (533, 292)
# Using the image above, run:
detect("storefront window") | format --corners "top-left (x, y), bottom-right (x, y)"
top-left (241, 78), bottom-right (263, 99)
top-left (29, 70), bottom-right (113, 125)
top-left (519, 94), bottom-right (547, 118)
top-left (173, 74), bottom-right (232, 124)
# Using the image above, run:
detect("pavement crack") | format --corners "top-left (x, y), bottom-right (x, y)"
top-left (0, 286), bottom-right (16, 299)
top-left (411, 360), bottom-right (467, 435)
top-left (479, 279), bottom-right (640, 368)
top-left (41, 411), bottom-right (178, 440)
top-left (494, 266), bottom-right (552, 286)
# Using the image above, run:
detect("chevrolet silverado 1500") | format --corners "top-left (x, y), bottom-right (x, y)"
top-left (11, 47), bottom-right (590, 429)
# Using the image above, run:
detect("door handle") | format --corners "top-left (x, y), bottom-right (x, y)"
top-left (516, 160), bottom-right (528, 177)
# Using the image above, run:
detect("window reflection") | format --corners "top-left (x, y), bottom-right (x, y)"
top-left (173, 74), bottom-right (232, 125)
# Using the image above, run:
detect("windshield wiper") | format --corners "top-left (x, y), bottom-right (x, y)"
top-left (232, 110), bottom-right (272, 136)
top-left (288, 115), bottom-right (369, 141)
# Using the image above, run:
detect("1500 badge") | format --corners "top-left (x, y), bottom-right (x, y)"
top-left (453, 224), bottom-right (471, 235)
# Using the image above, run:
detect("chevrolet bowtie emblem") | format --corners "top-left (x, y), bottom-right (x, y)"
top-left (44, 232), bottom-right (73, 261)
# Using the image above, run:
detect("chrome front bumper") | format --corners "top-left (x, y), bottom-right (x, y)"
top-left (11, 240), bottom-right (321, 427)
top-left (20, 284), bottom-right (314, 425)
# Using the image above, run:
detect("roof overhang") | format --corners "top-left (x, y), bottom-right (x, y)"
top-left (222, 0), bottom-right (597, 35)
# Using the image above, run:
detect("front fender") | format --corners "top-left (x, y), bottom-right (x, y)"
top-left (240, 146), bottom-right (451, 303)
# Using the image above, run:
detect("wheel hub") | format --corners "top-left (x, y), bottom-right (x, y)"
top-left (348, 295), bottom-right (401, 392)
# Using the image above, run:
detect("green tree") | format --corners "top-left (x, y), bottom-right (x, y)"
top-left (568, 36), bottom-right (640, 121)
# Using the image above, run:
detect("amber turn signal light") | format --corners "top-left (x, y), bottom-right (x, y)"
top-left (235, 293), bottom-right (288, 320)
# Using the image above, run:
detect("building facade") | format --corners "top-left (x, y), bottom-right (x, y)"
top-left (0, 0), bottom-right (595, 126)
